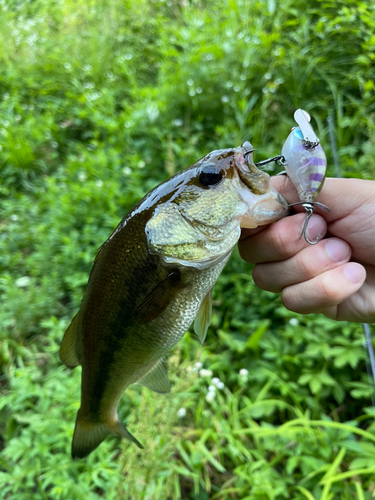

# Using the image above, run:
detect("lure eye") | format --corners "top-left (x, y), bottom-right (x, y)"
top-left (199, 163), bottom-right (223, 187)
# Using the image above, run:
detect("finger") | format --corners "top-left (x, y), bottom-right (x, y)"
top-left (280, 262), bottom-right (366, 315)
top-left (271, 176), bottom-right (374, 223)
top-left (253, 238), bottom-right (352, 293)
top-left (239, 226), bottom-right (266, 240)
top-left (324, 264), bottom-right (375, 322)
top-left (238, 213), bottom-right (327, 264)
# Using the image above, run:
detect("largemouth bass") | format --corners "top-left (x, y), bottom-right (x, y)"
top-left (60, 142), bottom-right (289, 458)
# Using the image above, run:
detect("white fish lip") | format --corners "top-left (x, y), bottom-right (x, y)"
top-left (239, 185), bottom-right (290, 228)
top-left (234, 146), bottom-right (291, 228)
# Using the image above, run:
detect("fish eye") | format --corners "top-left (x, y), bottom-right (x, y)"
top-left (199, 163), bottom-right (223, 187)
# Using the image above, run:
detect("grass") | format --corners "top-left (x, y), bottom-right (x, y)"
top-left (1, 0), bottom-right (375, 498)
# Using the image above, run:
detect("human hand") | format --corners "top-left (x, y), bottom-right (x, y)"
top-left (239, 177), bottom-right (375, 323)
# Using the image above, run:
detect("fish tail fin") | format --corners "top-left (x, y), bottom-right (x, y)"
top-left (71, 409), bottom-right (143, 459)
top-left (71, 409), bottom-right (111, 459)
top-left (60, 314), bottom-right (80, 368)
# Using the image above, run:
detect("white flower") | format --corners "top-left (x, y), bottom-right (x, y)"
top-left (78, 172), bottom-right (87, 182)
top-left (199, 369), bottom-right (213, 378)
top-left (206, 392), bottom-right (215, 402)
top-left (239, 368), bottom-right (249, 377)
top-left (15, 276), bottom-right (31, 287)
top-left (195, 362), bottom-right (203, 369)
top-left (208, 385), bottom-right (216, 392)
top-left (216, 381), bottom-right (225, 390)
top-left (177, 407), bottom-right (186, 418)
top-left (211, 377), bottom-right (220, 386)
top-left (289, 318), bottom-right (299, 326)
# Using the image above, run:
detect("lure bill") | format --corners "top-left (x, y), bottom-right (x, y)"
top-left (281, 109), bottom-right (329, 245)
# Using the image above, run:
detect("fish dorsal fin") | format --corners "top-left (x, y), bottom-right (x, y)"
top-left (194, 289), bottom-right (212, 345)
top-left (136, 358), bottom-right (171, 394)
top-left (136, 271), bottom-right (188, 325)
top-left (60, 313), bottom-right (80, 368)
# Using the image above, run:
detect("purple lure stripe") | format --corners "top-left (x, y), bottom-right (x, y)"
top-left (310, 187), bottom-right (318, 192)
top-left (309, 158), bottom-right (326, 167)
top-left (309, 172), bottom-right (324, 181)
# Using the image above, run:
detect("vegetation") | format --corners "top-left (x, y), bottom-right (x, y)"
top-left (1, 0), bottom-right (375, 498)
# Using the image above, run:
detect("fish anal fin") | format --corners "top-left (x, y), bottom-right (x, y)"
top-left (136, 359), bottom-right (171, 394)
top-left (194, 289), bottom-right (212, 345)
top-left (60, 314), bottom-right (80, 368)
top-left (113, 421), bottom-right (143, 449)
top-left (71, 410), bottom-right (143, 459)
top-left (136, 271), bottom-right (188, 325)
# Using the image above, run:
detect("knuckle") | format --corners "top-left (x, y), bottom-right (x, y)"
top-left (253, 264), bottom-right (280, 292)
top-left (272, 224), bottom-right (291, 259)
top-left (252, 265), bottom-right (266, 289)
top-left (271, 214), bottom-right (306, 259)
top-left (295, 251), bottom-right (313, 278)
top-left (280, 288), bottom-right (299, 312)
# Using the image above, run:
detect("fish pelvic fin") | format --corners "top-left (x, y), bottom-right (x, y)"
top-left (60, 314), bottom-right (80, 368)
top-left (71, 409), bottom-right (143, 459)
top-left (194, 289), bottom-right (212, 345)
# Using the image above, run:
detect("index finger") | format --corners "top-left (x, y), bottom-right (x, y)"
top-left (238, 212), bottom-right (327, 264)
top-left (270, 176), bottom-right (373, 223)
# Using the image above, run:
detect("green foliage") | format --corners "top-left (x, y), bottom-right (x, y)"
top-left (1, 0), bottom-right (375, 498)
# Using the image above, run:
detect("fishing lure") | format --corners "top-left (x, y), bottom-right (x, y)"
top-left (281, 109), bottom-right (329, 244)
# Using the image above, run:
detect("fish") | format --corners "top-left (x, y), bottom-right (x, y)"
top-left (60, 141), bottom-right (290, 459)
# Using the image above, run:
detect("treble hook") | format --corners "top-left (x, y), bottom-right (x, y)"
top-left (301, 202), bottom-right (320, 245)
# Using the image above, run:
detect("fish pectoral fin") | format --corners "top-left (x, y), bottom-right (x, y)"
top-left (136, 270), bottom-right (188, 325)
top-left (194, 289), bottom-right (212, 345)
top-left (60, 313), bottom-right (80, 368)
top-left (136, 358), bottom-right (171, 394)
top-left (71, 409), bottom-right (143, 459)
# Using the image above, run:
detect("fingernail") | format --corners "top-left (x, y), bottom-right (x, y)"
top-left (306, 215), bottom-right (325, 242)
top-left (343, 263), bottom-right (365, 284)
top-left (325, 239), bottom-right (350, 262)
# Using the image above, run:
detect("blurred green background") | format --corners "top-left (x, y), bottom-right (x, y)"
top-left (1, 0), bottom-right (375, 498)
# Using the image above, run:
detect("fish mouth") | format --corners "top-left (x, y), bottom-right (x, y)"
top-left (234, 143), bottom-right (291, 228)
